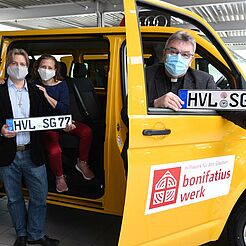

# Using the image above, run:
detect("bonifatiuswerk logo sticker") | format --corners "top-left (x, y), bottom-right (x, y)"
top-left (145, 155), bottom-right (235, 215)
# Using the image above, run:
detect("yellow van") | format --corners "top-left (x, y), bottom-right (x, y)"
top-left (1, 0), bottom-right (246, 245)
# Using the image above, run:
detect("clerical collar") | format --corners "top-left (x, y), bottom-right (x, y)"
top-left (171, 78), bottom-right (178, 83)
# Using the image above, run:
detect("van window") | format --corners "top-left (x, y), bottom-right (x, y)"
top-left (69, 54), bottom-right (109, 89)
top-left (142, 37), bottom-right (232, 93)
top-left (81, 54), bottom-right (108, 89)
top-left (195, 58), bottom-right (229, 89)
top-left (136, 5), bottom-right (237, 114)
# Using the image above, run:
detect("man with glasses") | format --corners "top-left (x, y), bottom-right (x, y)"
top-left (147, 30), bottom-right (217, 111)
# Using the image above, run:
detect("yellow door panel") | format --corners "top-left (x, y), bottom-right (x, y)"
top-left (120, 0), bottom-right (246, 245)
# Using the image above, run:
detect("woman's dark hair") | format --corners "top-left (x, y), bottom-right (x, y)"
top-left (31, 54), bottom-right (63, 82)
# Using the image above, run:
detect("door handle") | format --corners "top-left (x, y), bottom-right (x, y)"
top-left (142, 129), bottom-right (171, 136)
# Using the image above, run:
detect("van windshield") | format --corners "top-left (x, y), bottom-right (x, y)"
top-left (230, 49), bottom-right (246, 71)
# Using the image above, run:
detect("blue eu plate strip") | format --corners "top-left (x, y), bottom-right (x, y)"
top-left (179, 89), bottom-right (188, 108)
top-left (6, 119), bottom-right (14, 131)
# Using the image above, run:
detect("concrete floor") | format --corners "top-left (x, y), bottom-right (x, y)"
top-left (0, 195), bottom-right (229, 246)
top-left (0, 196), bottom-right (122, 246)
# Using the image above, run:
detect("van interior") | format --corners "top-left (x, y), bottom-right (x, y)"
top-left (8, 37), bottom-right (110, 199)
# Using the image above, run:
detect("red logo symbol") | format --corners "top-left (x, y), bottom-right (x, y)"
top-left (220, 92), bottom-right (228, 99)
top-left (149, 167), bottom-right (181, 210)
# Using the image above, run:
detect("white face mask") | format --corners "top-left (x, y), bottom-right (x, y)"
top-left (38, 67), bottom-right (56, 81)
top-left (7, 66), bottom-right (28, 81)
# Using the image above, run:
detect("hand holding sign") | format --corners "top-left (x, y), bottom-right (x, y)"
top-left (0, 78), bottom-right (6, 85)
top-left (154, 92), bottom-right (184, 111)
top-left (1, 123), bottom-right (16, 138)
top-left (63, 122), bottom-right (76, 132)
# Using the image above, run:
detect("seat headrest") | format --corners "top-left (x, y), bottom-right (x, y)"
top-left (73, 63), bottom-right (87, 78)
top-left (59, 61), bottom-right (68, 79)
top-left (26, 59), bottom-right (35, 81)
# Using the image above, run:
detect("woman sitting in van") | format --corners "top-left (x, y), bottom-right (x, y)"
top-left (32, 54), bottom-right (95, 193)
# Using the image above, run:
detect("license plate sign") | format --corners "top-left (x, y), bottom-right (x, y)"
top-left (6, 115), bottom-right (72, 132)
top-left (179, 90), bottom-right (246, 110)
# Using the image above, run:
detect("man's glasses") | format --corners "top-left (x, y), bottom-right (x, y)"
top-left (165, 47), bottom-right (194, 59)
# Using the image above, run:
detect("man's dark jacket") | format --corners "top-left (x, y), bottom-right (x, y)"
top-left (146, 63), bottom-right (246, 129)
top-left (0, 82), bottom-right (47, 167)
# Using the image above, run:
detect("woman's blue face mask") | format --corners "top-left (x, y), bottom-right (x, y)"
top-left (165, 53), bottom-right (190, 78)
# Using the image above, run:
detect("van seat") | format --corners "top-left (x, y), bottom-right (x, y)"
top-left (73, 62), bottom-right (87, 78)
top-left (59, 61), bottom-right (68, 80)
top-left (69, 63), bottom-right (102, 124)
top-left (66, 63), bottom-right (105, 180)
top-left (26, 59), bottom-right (35, 81)
top-left (59, 62), bottom-right (82, 149)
